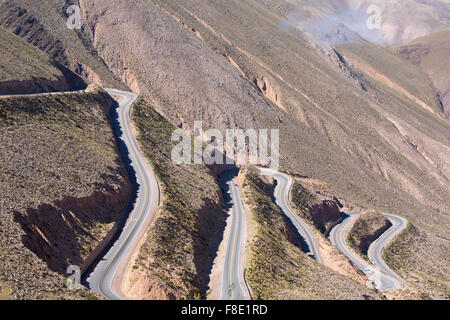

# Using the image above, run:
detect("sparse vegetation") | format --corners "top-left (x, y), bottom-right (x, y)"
top-left (0, 26), bottom-right (60, 83)
top-left (130, 98), bottom-right (225, 299)
top-left (0, 88), bottom-right (131, 299)
top-left (290, 181), bottom-right (342, 234)
top-left (384, 223), bottom-right (450, 298)
top-left (75, 0), bottom-right (449, 246)
top-left (347, 211), bottom-right (392, 257)
top-left (0, 0), bottom-right (126, 89)
top-left (0, 284), bottom-right (12, 300)
top-left (0, 0), bottom-right (448, 300)
top-left (395, 28), bottom-right (450, 118)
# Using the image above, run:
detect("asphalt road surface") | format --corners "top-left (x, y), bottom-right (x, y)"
top-left (86, 89), bottom-right (160, 299)
top-left (367, 213), bottom-right (408, 288)
top-left (329, 212), bottom-right (407, 290)
top-left (220, 170), bottom-right (251, 300)
top-left (260, 168), bottom-right (323, 263)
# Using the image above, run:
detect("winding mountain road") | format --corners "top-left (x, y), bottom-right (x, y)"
top-left (86, 89), bottom-right (160, 300)
top-left (2, 88), bottom-right (160, 299)
top-left (329, 212), bottom-right (407, 290)
top-left (259, 168), bottom-right (407, 291)
top-left (2, 89), bottom-right (408, 297)
top-left (259, 168), bottom-right (323, 263)
top-left (367, 213), bottom-right (408, 288)
top-left (220, 171), bottom-right (251, 300)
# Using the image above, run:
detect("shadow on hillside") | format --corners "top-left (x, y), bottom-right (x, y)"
top-left (193, 167), bottom-right (237, 297)
top-left (271, 179), bottom-right (311, 256)
top-left (324, 212), bottom-right (350, 239)
top-left (13, 98), bottom-right (140, 284)
top-left (81, 99), bottom-right (139, 284)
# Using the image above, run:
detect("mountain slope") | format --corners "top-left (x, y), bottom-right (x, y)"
top-left (395, 28), bottom-right (450, 119)
top-left (0, 0), bottom-right (448, 299)
top-left (76, 0), bottom-right (449, 297)
top-left (269, 0), bottom-right (450, 45)
top-left (242, 167), bottom-right (380, 300)
top-left (0, 88), bottom-right (132, 299)
top-left (0, 0), bottom-right (126, 89)
top-left (80, 0), bottom-right (449, 215)
top-left (0, 26), bottom-right (85, 94)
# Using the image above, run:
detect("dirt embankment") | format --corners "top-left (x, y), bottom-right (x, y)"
top-left (309, 200), bottom-right (342, 234)
top-left (241, 167), bottom-right (380, 300)
top-left (290, 181), bottom-right (343, 235)
top-left (395, 29), bottom-right (450, 119)
top-left (0, 20), bottom-right (86, 95)
top-left (348, 211), bottom-right (392, 256)
top-left (14, 180), bottom-right (132, 276)
top-left (118, 98), bottom-right (225, 300)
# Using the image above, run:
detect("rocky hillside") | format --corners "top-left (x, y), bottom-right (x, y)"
top-left (123, 98), bottom-right (225, 300)
top-left (0, 0), bottom-right (448, 299)
top-left (0, 88), bottom-right (132, 299)
top-left (347, 211), bottom-right (392, 256)
top-left (0, 0), bottom-right (126, 90)
top-left (290, 180), bottom-right (342, 234)
top-left (359, 0), bottom-right (450, 45)
top-left (0, 26), bottom-right (85, 94)
top-left (384, 223), bottom-right (450, 298)
top-left (395, 28), bottom-right (450, 119)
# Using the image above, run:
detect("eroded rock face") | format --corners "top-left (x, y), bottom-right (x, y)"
top-left (348, 211), bottom-right (392, 255)
top-left (0, 68), bottom-right (86, 95)
top-left (14, 182), bottom-right (131, 275)
top-left (396, 29), bottom-right (450, 120)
